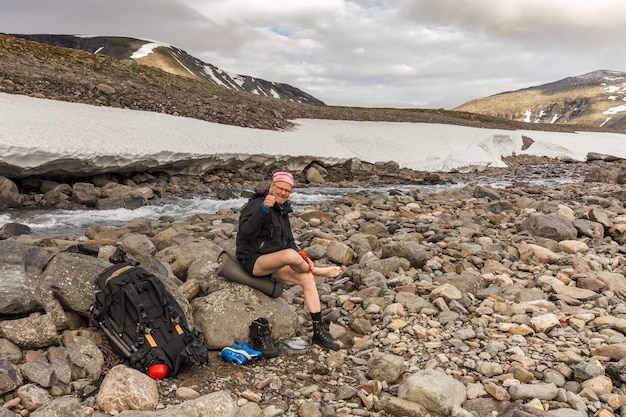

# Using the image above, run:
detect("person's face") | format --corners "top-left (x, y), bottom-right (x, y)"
top-left (270, 181), bottom-right (292, 203)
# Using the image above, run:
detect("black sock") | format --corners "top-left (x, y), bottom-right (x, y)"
top-left (310, 312), bottom-right (322, 323)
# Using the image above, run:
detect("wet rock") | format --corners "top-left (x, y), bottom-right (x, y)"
top-left (0, 176), bottom-right (22, 209)
top-left (0, 222), bottom-right (31, 239)
top-left (71, 181), bottom-right (100, 206)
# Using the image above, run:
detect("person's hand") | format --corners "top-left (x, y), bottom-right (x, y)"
top-left (264, 194), bottom-right (276, 208)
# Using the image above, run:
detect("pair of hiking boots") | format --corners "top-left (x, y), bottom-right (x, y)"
top-left (249, 317), bottom-right (340, 356)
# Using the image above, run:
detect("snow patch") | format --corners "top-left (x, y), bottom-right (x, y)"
top-left (524, 109), bottom-right (532, 123)
top-left (605, 85), bottom-right (621, 94)
top-left (603, 105), bottom-right (626, 116)
top-left (229, 74), bottom-right (245, 88)
top-left (3, 93), bottom-right (626, 177)
top-left (534, 110), bottom-right (546, 123)
top-left (131, 42), bottom-right (166, 59)
top-left (204, 67), bottom-right (226, 87)
top-left (269, 89), bottom-right (280, 99)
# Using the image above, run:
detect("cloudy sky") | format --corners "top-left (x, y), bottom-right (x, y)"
top-left (2, 0), bottom-right (625, 109)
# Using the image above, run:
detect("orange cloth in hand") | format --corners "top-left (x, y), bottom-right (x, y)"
top-left (298, 250), bottom-right (313, 272)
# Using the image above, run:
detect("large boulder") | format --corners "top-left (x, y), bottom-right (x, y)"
top-left (520, 213), bottom-right (578, 241)
top-left (0, 223), bottom-right (31, 240)
top-left (155, 240), bottom-right (223, 281)
top-left (0, 176), bottom-right (22, 209)
top-left (96, 365), bottom-right (159, 413)
top-left (0, 240), bottom-right (52, 315)
top-left (42, 253), bottom-right (110, 316)
top-left (397, 369), bottom-right (467, 416)
top-left (381, 241), bottom-right (428, 268)
top-left (192, 283), bottom-right (298, 350)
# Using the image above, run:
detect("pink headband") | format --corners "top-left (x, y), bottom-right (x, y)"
top-left (272, 171), bottom-right (294, 187)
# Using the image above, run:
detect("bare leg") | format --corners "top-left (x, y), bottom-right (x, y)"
top-left (312, 265), bottom-right (343, 278)
top-left (253, 249), bottom-right (321, 312)
top-left (252, 249), bottom-right (309, 276)
top-left (252, 249), bottom-right (340, 350)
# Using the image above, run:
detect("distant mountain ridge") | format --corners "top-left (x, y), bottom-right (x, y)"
top-left (12, 34), bottom-right (324, 105)
top-left (454, 70), bottom-right (626, 132)
top-left (1, 33), bottom-right (620, 134)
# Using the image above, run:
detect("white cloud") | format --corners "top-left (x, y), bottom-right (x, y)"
top-left (397, 0), bottom-right (626, 43)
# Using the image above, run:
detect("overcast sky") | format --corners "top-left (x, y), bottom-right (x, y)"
top-left (2, 0), bottom-right (625, 109)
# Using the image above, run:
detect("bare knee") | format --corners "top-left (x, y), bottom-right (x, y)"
top-left (283, 249), bottom-right (302, 265)
top-left (288, 272), bottom-right (315, 288)
top-left (282, 249), bottom-right (309, 272)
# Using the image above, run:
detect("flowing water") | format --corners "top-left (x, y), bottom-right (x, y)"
top-left (1, 170), bottom-right (583, 239)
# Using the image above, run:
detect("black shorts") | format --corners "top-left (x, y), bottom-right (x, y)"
top-left (239, 256), bottom-right (261, 277)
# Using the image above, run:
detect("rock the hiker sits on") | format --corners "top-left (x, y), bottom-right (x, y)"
top-left (236, 171), bottom-right (342, 351)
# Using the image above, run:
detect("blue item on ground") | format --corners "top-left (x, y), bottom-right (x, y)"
top-left (220, 347), bottom-right (251, 366)
top-left (232, 341), bottom-right (263, 360)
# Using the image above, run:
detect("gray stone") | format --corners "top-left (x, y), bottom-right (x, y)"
top-left (520, 213), bottom-right (578, 241)
top-left (19, 361), bottom-right (57, 388)
top-left (0, 176), bottom-right (22, 209)
top-left (192, 284), bottom-right (298, 350)
top-left (0, 360), bottom-right (22, 396)
top-left (0, 313), bottom-right (59, 349)
top-left (397, 369), bottom-right (467, 415)
top-left (42, 252), bottom-right (110, 316)
top-left (30, 396), bottom-right (83, 417)
top-left (381, 241), bottom-right (428, 268)
top-left (508, 383), bottom-right (558, 401)
top-left (16, 383), bottom-right (53, 411)
top-left (367, 353), bottom-right (405, 383)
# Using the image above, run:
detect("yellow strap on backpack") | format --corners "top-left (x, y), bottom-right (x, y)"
top-left (145, 333), bottom-right (157, 347)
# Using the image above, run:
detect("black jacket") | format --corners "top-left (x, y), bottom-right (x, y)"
top-left (236, 191), bottom-right (299, 260)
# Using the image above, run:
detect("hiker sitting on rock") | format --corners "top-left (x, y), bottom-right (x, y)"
top-left (236, 171), bottom-right (342, 351)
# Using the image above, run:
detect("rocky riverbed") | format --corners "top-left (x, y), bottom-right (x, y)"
top-left (3, 159), bottom-right (626, 417)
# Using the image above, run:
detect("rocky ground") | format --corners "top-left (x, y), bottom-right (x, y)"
top-left (3, 160), bottom-right (626, 417)
top-left (5, 33), bottom-right (626, 417)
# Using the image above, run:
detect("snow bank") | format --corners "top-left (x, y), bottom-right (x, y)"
top-left (3, 92), bottom-right (626, 178)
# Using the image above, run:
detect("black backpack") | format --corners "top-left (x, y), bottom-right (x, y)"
top-left (91, 260), bottom-right (208, 378)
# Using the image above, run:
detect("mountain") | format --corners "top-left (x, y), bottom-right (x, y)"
top-left (11, 34), bottom-right (324, 105)
top-left (0, 33), bottom-right (616, 134)
top-left (453, 70), bottom-right (626, 132)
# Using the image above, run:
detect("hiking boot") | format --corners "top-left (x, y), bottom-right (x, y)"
top-left (249, 317), bottom-right (278, 358)
top-left (312, 320), bottom-right (340, 351)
